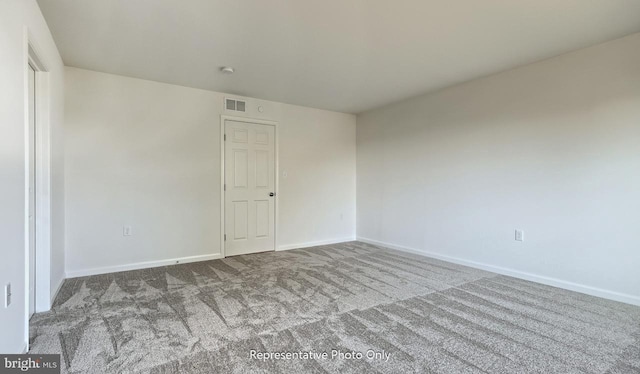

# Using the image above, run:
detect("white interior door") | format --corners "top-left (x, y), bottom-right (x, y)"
top-left (224, 120), bottom-right (276, 256)
top-left (28, 64), bottom-right (36, 318)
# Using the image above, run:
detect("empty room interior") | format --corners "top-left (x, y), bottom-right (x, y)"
top-left (2, 0), bottom-right (640, 373)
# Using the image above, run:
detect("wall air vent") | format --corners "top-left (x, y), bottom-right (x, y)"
top-left (225, 98), bottom-right (246, 112)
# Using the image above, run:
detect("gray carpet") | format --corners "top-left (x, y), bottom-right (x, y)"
top-left (29, 241), bottom-right (640, 373)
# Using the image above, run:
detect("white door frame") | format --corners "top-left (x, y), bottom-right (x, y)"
top-left (24, 32), bottom-right (53, 320)
top-left (220, 115), bottom-right (279, 257)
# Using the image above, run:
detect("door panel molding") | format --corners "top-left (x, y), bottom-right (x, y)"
top-left (220, 115), bottom-right (278, 257)
top-left (26, 38), bottom-right (54, 318)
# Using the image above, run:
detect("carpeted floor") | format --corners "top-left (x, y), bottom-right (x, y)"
top-left (29, 241), bottom-right (640, 373)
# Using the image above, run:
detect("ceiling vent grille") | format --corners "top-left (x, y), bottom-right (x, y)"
top-left (225, 98), bottom-right (246, 112)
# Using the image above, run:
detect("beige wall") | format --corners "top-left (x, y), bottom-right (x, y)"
top-left (357, 33), bottom-right (640, 305)
top-left (64, 67), bottom-right (355, 276)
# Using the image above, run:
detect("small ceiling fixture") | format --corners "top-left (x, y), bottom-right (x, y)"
top-left (220, 66), bottom-right (235, 74)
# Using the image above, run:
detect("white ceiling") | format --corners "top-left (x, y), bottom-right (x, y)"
top-left (37, 0), bottom-right (640, 113)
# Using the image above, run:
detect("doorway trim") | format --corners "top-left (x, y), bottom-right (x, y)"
top-left (220, 115), bottom-right (279, 258)
top-left (24, 30), bottom-right (53, 322)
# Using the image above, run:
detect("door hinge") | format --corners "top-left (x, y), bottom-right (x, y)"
top-left (224, 234), bottom-right (226, 241)
top-left (224, 134), bottom-right (226, 141)
top-left (224, 184), bottom-right (226, 191)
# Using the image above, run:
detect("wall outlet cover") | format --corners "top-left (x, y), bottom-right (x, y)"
top-left (5, 283), bottom-right (11, 307)
top-left (515, 229), bottom-right (524, 242)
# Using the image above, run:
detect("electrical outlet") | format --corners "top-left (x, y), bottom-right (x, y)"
top-left (5, 283), bottom-right (11, 307)
top-left (123, 226), bottom-right (132, 236)
top-left (515, 229), bottom-right (524, 242)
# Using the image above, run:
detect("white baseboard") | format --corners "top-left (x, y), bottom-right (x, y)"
top-left (357, 237), bottom-right (640, 307)
top-left (65, 253), bottom-right (224, 278)
top-left (277, 237), bottom-right (356, 251)
top-left (49, 275), bottom-right (64, 307)
top-left (65, 238), bottom-right (357, 278)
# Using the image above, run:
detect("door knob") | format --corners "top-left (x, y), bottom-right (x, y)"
top-left (269, 192), bottom-right (275, 197)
